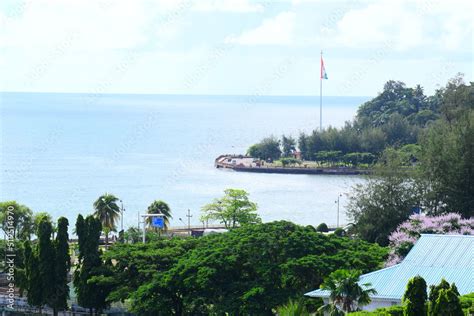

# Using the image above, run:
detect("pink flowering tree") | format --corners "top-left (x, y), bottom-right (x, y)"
top-left (386, 213), bottom-right (474, 266)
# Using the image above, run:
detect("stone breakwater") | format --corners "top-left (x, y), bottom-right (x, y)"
top-left (215, 155), bottom-right (370, 175)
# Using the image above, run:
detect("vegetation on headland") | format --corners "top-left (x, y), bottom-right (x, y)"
top-left (247, 75), bottom-right (472, 170)
top-left (346, 81), bottom-right (473, 245)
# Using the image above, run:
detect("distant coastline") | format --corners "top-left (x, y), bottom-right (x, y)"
top-left (215, 155), bottom-right (370, 175)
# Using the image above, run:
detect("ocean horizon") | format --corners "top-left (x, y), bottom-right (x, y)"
top-left (1, 92), bottom-right (370, 231)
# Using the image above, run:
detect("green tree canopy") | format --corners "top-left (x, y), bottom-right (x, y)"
top-left (37, 218), bottom-right (55, 308)
top-left (51, 217), bottom-right (70, 315)
top-left (403, 275), bottom-right (427, 316)
top-left (0, 201), bottom-right (34, 240)
top-left (73, 214), bottom-right (110, 314)
top-left (281, 135), bottom-right (297, 157)
top-left (432, 288), bottom-right (463, 316)
top-left (247, 136), bottom-right (281, 160)
top-left (201, 188), bottom-right (260, 228)
top-left (124, 221), bottom-right (387, 315)
top-left (347, 149), bottom-right (421, 245)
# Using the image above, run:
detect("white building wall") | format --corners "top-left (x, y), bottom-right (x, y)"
top-left (318, 297), bottom-right (401, 314)
top-left (362, 299), bottom-right (401, 311)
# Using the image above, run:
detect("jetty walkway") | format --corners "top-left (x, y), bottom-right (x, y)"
top-left (215, 155), bottom-right (369, 175)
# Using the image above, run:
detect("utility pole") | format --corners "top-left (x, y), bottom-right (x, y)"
top-left (335, 193), bottom-right (342, 228)
top-left (186, 209), bottom-right (192, 236)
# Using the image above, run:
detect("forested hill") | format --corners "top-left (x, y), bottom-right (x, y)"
top-left (247, 75), bottom-right (473, 167)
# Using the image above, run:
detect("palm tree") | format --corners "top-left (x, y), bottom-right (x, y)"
top-left (318, 269), bottom-right (376, 314)
top-left (93, 193), bottom-right (120, 247)
top-left (146, 200), bottom-right (172, 231)
top-left (276, 299), bottom-right (310, 316)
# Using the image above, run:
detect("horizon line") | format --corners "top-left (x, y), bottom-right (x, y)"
top-left (0, 90), bottom-right (373, 98)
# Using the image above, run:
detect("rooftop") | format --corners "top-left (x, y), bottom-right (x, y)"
top-left (305, 234), bottom-right (474, 301)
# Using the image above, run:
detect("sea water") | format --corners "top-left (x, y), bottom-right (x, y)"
top-left (0, 92), bottom-right (370, 229)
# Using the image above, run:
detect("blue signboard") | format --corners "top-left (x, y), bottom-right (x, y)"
top-left (152, 217), bottom-right (164, 228)
top-left (411, 206), bottom-right (421, 215)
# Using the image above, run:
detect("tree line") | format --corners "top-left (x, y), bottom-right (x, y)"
top-left (347, 77), bottom-right (473, 246)
top-left (247, 76), bottom-right (468, 168)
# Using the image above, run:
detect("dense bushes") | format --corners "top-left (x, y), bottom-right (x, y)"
top-left (348, 279), bottom-right (471, 316)
top-left (347, 78), bottom-right (473, 246)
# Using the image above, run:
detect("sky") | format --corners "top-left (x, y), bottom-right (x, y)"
top-left (0, 0), bottom-right (473, 96)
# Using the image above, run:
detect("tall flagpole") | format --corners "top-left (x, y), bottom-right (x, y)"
top-left (320, 50), bottom-right (323, 131)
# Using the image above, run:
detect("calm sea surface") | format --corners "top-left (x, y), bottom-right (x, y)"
top-left (0, 92), bottom-right (370, 229)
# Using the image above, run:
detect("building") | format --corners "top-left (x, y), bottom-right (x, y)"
top-left (305, 234), bottom-right (474, 311)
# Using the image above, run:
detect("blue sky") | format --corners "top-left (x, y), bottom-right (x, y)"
top-left (1, 0), bottom-right (472, 96)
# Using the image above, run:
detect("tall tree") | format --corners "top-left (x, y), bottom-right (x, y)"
top-left (37, 218), bottom-right (55, 309)
top-left (23, 241), bottom-right (42, 309)
top-left (419, 110), bottom-right (474, 217)
top-left (347, 149), bottom-right (422, 245)
top-left (428, 279), bottom-right (450, 309)
top-left (51, 217), bottom-right (70, 315)
top-left (146, 200), bottom-right (172, 231)
top-left (403, 275), bottom-right (427, 316)
top-left (318, 269), bottom-right (376, 313)
top-left (201, 189), bottom-right (260, 228)
top-left (281, 135), bottom-right (296, 157)
top-left (93, 193), bottom-right (120, 247)
top-left (432, 288), bottom-right (463, 316)
top-left (74, 215), bottom-right (109, 315)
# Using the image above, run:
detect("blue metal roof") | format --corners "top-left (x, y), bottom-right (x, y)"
top-left (306, 234), bottom-right (474, 300)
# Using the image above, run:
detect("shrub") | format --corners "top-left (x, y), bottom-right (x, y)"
top-left (459, 293), bottom-right (474, 315)
top-left (432, 288), bottom-right (463, 316)
top-left (429, 280), bottom-right (463, 316)
top-left (316, 223), bottom-right (329, 233)
top-left (334, 228), bottom-right (345, 237)
top-left (403, 275), bottom-right (427, 316)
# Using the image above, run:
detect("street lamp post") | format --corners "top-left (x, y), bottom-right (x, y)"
top-left (119, 199), bottom-right (125, 232)
top-left (335, 194), bottom-right (342, 228)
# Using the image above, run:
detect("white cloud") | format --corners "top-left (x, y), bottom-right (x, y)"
top-left (0, 0), bottom-right (153, 49)
top-left (225, 11), bottom-right (296, 45)
top-left (193, 0), bottom-right (264, 12)
top-left (330, 0), bottom-right (473, 51)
